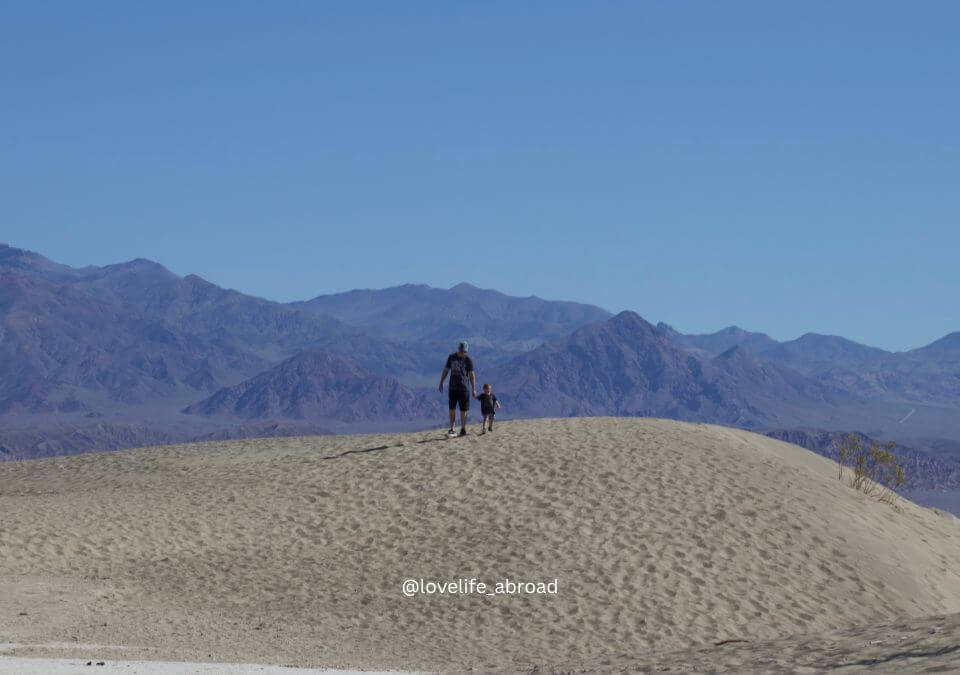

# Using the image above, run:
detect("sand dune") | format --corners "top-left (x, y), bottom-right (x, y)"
top-left (2, 418), bottom-right (960, 672)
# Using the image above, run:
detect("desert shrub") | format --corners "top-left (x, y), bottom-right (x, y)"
top-left (834, 433), bottom-right (906, 507)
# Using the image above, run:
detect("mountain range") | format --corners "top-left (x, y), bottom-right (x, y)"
top-left (487, 312), bottom-right (853, 426)
top-left (3, 242), bottom-right (960, 495)
top-left (182, 350), bottom-right (443, 423)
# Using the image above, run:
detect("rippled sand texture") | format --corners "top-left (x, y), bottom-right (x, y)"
top-left (2, 417), bottom-right (960, 671)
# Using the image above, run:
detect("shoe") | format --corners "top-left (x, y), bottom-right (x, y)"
top-left (480, 428), bottom-right (486, 435)
top-left (459, 428), bottom-right (467, 437)
top-left (489, 427), bottom-right (494, 432)
top-left (447, 429), bottom-right (457, 438)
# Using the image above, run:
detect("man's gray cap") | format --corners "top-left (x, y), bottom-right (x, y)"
top-left (458, 341), bottom-right (469, 352)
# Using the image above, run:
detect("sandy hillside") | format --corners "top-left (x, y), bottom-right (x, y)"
top-left (2, 417), bottom-right (960, 672)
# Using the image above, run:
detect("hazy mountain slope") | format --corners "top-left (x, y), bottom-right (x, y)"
top-left (0, 244), bottom-right (431, 417)
top-left (755, 333), bottom-right (890, 373)
top-left (183, 350), bottom-right (443, 423)
top-left (916, 332), bottom-right (960, 353)
top-left (660, 319), bottom-right (960, 406)
top-left (0, 270), bottom-right (268, 413)
top-left (489, 312), bottom-right (726, 419)
top-left (488, 312), bottom-right (854, 427)
top-left (712, 344), bottom-right (853, 405)
top-left (658, 323), bottom-right (779, 356)
top-left (71, 258), bottom-right (355, 362)
top-left (0, 243), bottom-right (89, 282)
top-left (1, 243), bottom-right (398, 366)
top-left (291, 282), bottom-right (612, 357)
top-left (877, 337), bottom-right (960, 403)
top-left (304, 331), bottom-right (436, 378)
top-left (808, 340), bottom-right (960, 404)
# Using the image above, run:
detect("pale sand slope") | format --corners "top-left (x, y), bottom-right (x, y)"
top-left (2, 418), bottom-right (960, 672)
top-left (0, 655), bottom-right (393, 674)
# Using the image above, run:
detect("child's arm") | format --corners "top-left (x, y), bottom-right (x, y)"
top-left (495, 397), bottom-right (501, 410)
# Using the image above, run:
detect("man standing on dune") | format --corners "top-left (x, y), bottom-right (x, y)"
top-left (439, 341), bottom-right (476, 437)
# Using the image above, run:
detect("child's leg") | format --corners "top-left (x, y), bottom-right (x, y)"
top-left (487, 414), bottom-right (494, 430)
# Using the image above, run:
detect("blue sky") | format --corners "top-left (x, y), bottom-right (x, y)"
top-left (2, 1), bottom-right (957, 351)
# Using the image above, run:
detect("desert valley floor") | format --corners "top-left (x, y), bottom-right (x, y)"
top-left (2, 418), bottom-right (960, 673)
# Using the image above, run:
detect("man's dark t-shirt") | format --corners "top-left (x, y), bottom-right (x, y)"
top-left (477, 393), bottom-right (499, 416)
top-left (445, 352), bottom-right (474, 391)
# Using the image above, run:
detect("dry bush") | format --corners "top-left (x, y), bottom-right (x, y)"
top-left (834, 433), bottom-right (906, 508)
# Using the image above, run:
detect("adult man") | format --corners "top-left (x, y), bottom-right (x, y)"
top-left (438, 341), bottom-right (476, 437)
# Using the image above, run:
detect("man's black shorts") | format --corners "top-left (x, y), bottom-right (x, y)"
top-left (448, 387), bottom-right (470, 411)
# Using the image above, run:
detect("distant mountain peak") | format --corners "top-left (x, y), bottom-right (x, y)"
top-left (99, 257), bottom-right (176, 278)
top-left (1, 243), bottom-right (53, 268)
top-left (778, 332), bottom-right (888, 355)
top-left (792, 333), bottom-right (883, 348)
top-left (126, 257), bottom-right (171, 271)
top-left (796, 332), bottom-right (834, 341)
top-left (655, 323), bottom-right (779, 358)
top-left (0, 243), bottom-right (28, 255)
top-left (608, 310), bottom-right (658, 334)
top-left (0, 243), bottom-right (86, 281)
top-left (611, 309), bottom-right (645, 322)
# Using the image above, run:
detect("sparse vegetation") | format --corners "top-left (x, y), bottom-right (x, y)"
top-left (834, 433), bottom-right (906, 507)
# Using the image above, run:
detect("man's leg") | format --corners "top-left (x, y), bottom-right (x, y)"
top-left (448, 388), bottom-right (456, 432)
top-left (454, 390), bottom-right (467, 435)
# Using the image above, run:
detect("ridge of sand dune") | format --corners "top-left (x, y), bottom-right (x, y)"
top-left (2, 418), bottom-right (960, 671)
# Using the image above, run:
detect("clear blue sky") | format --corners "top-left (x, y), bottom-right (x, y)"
top-left (2, 1), bottom-right (957, 351)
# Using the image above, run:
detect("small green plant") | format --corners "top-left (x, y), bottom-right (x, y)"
top-left (836, 433), bottom-right (860, 481)
top-left (833, 433), bottom-right (906, 508)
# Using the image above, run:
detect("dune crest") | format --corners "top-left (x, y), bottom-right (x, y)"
top-left (2, 418), bottom-right (960, 671)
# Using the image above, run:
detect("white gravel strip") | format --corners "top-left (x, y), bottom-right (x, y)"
top-left (0, 656), bottom-right (412, 674)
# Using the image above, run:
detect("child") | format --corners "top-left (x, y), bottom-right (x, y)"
top-left (476, 383), bottom-right (501, 434)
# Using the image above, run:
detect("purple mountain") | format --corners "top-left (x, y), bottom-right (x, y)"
top-left (4, 243), bottom-right (960, 482)
top-left (657, 323), bottom-right (779, 356)
top-left (291, 282), bottom-right (613, 359)
top-left (183, 350), bottom-right (443, 424)
top-left (488, 312), bottom-right (855, 428)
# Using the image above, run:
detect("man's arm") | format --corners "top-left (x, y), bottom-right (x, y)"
top-left (439, 368), bottom-right (449, 392)
top-left (469, 370), bottom-right (477, 396)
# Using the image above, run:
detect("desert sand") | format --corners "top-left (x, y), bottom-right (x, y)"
top-left (0, 654), bottom-right (389, 674)
top-left (2, 417), bottom-right (960, 672)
